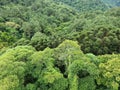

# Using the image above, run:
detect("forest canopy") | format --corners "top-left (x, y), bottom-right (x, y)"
top-left (0, 0), bottom-right (120, 90)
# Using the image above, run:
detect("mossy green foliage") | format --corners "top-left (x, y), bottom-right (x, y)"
top-left (54, 0), bottom-right (109, 12)
top-left (97, 56), bottom-right (120, 90)
top-left (0, 40), bottom-right (119, 90)
top-left (0, 0), bottom-right (120, 55)
top-left (0, 0), bottom-right (120, 90)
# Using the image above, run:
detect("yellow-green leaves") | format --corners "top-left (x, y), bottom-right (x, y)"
top-left (0, 40), bottom-right (120, 90)
top-left (0, 75), bottom-right (19, 90)
top-left (97, 57), bottom-right (120, 89)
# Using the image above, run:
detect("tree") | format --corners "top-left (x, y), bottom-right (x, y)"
top-left (97, 56), bottom-right (120, 90)
top-left (68, 59), bottom-right (99, 90)
top-left (0, 46), bottom-right (35, 90)
top-left (30, 32), bottom-right (49, 50)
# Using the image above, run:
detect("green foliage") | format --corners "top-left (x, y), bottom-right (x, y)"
top-left (97, 56), bottom-right (120, 90)
top-left (28, 47), bottom-right (68, 90)
top-left (54, 40), bottom-right (83, 65)
top-left (0, 0), bottom-right (120, 55)
top-left (0, 75), bottom-right (19, 90)
top-left (74, 8), bottom-right (120, 55)
top-left (68, 59), bottom-right (99, 90)
top-left (25, 84), bottom-right (36, 90)
top-left (14, 38), bottom-right (30, 46)
top-left (0, 46), bottom-right (35, 90)
top-left (0, 0), bottom-right (120, 89)
top-left (54, 0), bottom-right (109, 12)
top-left (0, 22), bottom-right (20, 46)
top-left (0, 39), bottom-right (120, 90)
top-left (30, 32), bottom-right (49, 50)
top-left (102, 0), bottom-right (120, 7)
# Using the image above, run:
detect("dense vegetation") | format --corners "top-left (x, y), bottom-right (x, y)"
top-left (53, 0), bottom-right (109, 12)
top-left (0, 0), bottom-right (120, 90)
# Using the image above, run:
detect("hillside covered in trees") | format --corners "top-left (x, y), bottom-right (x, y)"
top-left (0, 0), bottom-right (120, 90)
